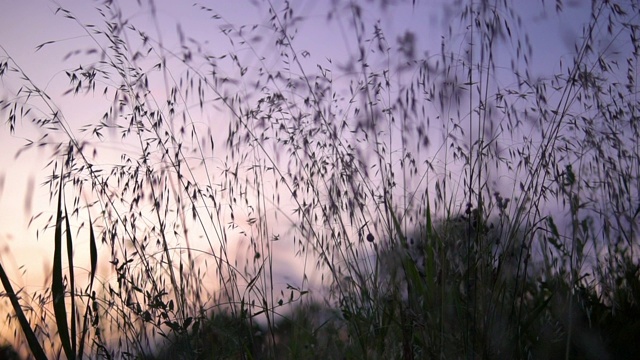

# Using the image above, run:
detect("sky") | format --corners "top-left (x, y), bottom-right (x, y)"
top-left (0, 0), bottom-right (431, 283)
top-left (0, 0), bottom-right (592, 297)
top-left (0, 0), bottom-right (603, 352)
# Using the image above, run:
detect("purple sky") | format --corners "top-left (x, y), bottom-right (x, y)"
top-left (0, 0), bottom-right (591, 296)
top-left (0, 0), bottom-right (601, 351)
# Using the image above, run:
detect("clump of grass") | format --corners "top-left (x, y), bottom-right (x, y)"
top-left (1, 0), bottom-right (639, 359)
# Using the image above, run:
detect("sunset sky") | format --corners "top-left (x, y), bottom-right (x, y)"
top-left (0, 0), bottom-right (599, 347)
top-left (3, 1), bottom-right (640, 358)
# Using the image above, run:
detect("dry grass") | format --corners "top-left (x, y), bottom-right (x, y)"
top-left (1, 0), bottom-right (639, 359)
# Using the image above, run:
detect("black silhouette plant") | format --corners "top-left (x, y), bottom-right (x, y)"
top-left (0, 0), bottom-right (639, 359)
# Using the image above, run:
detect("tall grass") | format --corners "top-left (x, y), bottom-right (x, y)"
top-left (1, 0), bottom-right (639, 358)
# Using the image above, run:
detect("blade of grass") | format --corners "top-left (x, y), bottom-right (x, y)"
top-left (78, 211), bottom-right (98, 360)
top-left (88, 212), bottom-right (97, 291)
top-left (0, 261), bottom-right (48, 360)
top-left (385, 196), bottom-right (426, 296)
top-left (53, 174), bottom-right (74, 360)
top-left (422, 199), bottom-right (437, 303)
top-left (64, 205), bottom-right (77, 357)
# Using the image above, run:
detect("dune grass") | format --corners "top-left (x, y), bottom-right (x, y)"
top-left (1, 0), bottom-right (640, 358)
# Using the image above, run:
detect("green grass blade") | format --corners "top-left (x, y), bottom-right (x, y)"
top-left (78, 211), bottom-right (98, 360)
top-left (0, 261), bottom-right (48, 360)
top-left (88, 213), bottom-right (97, 290)
top-left (422, 200), bottom-right (437, 301)
top-left (53, 177), bottom-right (74, 360)
top-left (385, 196), bottom-right (427, 295)
top-left (64, 206), bottom-right (77, 357)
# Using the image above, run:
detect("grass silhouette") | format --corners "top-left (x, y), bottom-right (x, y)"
top-left (1, 0), bottom-right (640, 358)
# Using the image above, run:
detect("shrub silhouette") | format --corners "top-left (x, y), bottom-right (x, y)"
top-left (0, 343), bottom-right (21, 360)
